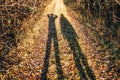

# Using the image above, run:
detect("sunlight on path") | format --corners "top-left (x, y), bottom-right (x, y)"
top-left (34, 0), bottom-right (84, 79)
top-left (33, 0), bottom-right (72, 39)
top-left (20, 0), bottom-right (96, 79)
top-left (34, 0), bottom-right (82, 79)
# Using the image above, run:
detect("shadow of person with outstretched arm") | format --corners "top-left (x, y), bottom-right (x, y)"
top-left (40, 14), bottom-right (64, 80)
top-left (60, 14), bottom-right (96, 80)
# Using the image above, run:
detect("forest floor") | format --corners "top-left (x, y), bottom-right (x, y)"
top-left (2, 0), bottom-right (119, 80)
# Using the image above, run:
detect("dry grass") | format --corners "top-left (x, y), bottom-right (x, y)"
top-left (64, 0), bottom-right (120, 79)
top-left (0, 0), bottom-right (50, 79)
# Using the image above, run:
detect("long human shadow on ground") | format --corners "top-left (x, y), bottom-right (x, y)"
top-left (40, 14), bottom-right (64, 80)
top-left (60, 14), bottom-right (96, 80)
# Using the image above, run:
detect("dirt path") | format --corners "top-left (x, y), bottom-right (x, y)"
top-left (16, 0), bottom-right (98, 80)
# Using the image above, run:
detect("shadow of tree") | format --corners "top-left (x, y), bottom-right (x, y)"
top-left (60, 14), bottom-right (96, 80)
top-left (40, 14), bottom-right (64, 80)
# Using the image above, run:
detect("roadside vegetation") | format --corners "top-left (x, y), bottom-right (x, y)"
top-left (64, 0), bottom-right (120, 79)
top-left (0, 0), bottom-right (50, 79)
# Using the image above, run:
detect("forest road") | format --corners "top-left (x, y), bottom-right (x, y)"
top-left (23, 0), bottom-right (97, 79)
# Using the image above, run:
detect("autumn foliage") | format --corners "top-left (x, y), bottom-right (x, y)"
top-left (0, 0), bottom-right (120, 79)
top-left (0, 0), bottom-right (49, 79)
top-left (64, 0), bottom-right (120, 79)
